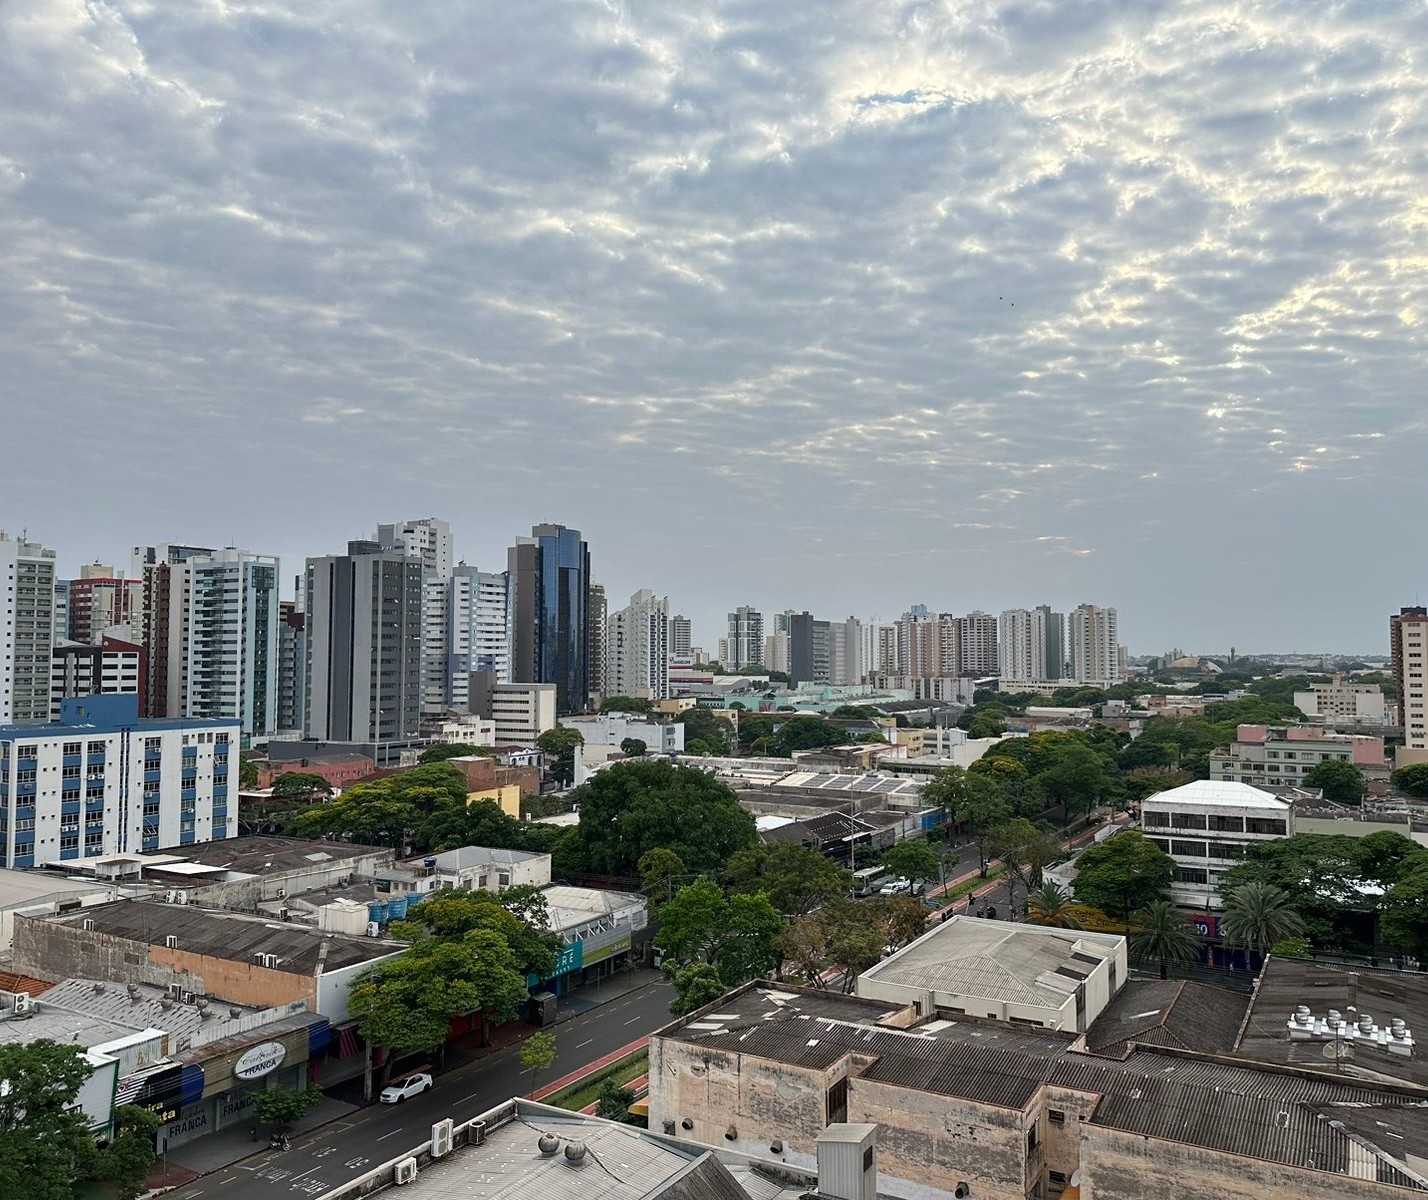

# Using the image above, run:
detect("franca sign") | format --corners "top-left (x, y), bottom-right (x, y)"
top-left (233, 1041), bottom-right (288, 1080)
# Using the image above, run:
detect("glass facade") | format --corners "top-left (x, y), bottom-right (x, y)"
top-left (536, 526), bottom-right (589, 714)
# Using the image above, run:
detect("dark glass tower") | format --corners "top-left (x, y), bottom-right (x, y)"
top-left (508, 524), bottom-right (591, 714)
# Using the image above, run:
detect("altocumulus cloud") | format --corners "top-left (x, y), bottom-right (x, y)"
top-left (1, 0), bottom-right (1426, 650)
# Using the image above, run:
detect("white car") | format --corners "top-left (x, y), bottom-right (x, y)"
top-left (380, 1072), bottom-right (433, 1104)
top-left (879, 877), bottom-right (912, 895)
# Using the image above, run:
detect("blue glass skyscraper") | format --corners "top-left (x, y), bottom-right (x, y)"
top-left (507, 523), bottom-right (591, 715)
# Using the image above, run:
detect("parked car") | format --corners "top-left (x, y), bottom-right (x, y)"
top-left (380, 1072), bottom-right (433, 1104)
top-left (879, 877), bottom-right (912, 895)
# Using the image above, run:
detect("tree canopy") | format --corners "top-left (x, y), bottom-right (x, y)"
top-left (880, 839), bottom-right (940, 889)
top-left (600, 696), bottom-right (654, 714)
top-left (1071, 830), bottom-right (1174, 921)
top-left (419, 743), bottom-right (494, 763)
top-left (721, 843), bottom-right (851, 915)
top-left (1301, 758), bottom-right (1366, 805)
top-left (1392, 762), bottom-right (1428, 798)
top-left (536, 727), bottom-right (584, 787)
top-left (558, 760), bottom-right (757, 877)
top-left (655, 878), bottom-right (783, 987)
top-left (269, 771), bottom-right (334, 801)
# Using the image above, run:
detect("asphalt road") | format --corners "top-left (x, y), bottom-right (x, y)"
top-left (170, 978), bottom-right (674, 1200)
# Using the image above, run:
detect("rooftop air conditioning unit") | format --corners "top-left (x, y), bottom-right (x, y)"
top-left (430, 1119), bottom-right (454, 1158)
top-left (394, 1158), bottom-right (418, 1185)
top-left (175, 891), bottom-right (188, 905)
top-left (13, 992), bottom-right (32, 1015)
top-left (366, 921), bottom-right (381, 937)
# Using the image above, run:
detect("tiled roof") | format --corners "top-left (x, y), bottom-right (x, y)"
top-left (0, 969), bottom-right (52, 997)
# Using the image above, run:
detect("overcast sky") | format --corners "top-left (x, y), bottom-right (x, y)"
top-left (4, 1), bottom-right (1426, 656)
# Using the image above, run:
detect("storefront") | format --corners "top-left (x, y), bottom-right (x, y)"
top-left (131, 1014), bottom-right (330, 1149)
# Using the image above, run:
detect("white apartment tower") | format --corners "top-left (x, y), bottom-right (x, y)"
top-left (863, 622), bottom-right (898, 677)
top-left (725, 607), bottom-right (764, 670)
top-left (998, 609), bottom-right (1038, 684)
top-left (1391, 607), bottom-right (1428, 758)
top-left (606, 589), bottom-right (670, 701)
top-left (0, 532), bottom-right (57, 724)
top-left (669, 614), bottom-right (693, 661)
top-left (829, 617), bottom-right (864, 686)
top-left (1069, 604), bottom-right (1121, 686)
top-left (185, 550), bottom-right (281, 737)
top-left (447, 565), bottom-right (510, 709)
top-left (958, 611), bottom-right (999, 677)
top-left (376, 518), bottom-right (453, 721)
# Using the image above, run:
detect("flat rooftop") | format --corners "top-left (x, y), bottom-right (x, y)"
top-left (1236, 957), bottom-right (1428, 1089)
top-left (660, 983), bottom-right (1425, 1187)
top-left (40, 899), bottom-right (408, 974)
top-left (860, 916), bottom-right (1122, 1008)
top-left (0, 868), bottom-right (112, 908)
top-left (157, 835), bottom-right (390, 875)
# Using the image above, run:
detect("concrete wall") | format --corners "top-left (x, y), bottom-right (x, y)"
top-left (1080, 1123), bottom-right (1409, 1200)
top-left (190, 849), bottom-right (393, 912)
top-left (0, 885), bottom-right (114, 951)
top-left (317, 952), bottom-right (404, 1023)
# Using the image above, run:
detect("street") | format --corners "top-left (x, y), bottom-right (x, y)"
top-left (168, 978), bottom-right (674, 1200)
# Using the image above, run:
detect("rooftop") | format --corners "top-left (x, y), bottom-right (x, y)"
top-left (39, 899), bottom-right (409, 974)
top-left (1085, 979), bottom-right (1251, 1059)
top-left (1236, 957), bottom-right (1428, 1089)
top-left (0, 868), bottom-right (113, 908)
top-left (37, 977), bottom-right (269, 1046)
top-left (1142, 779), bottom-right (1290, 809)
top-left (156, 835), bottom-right (391, 876)
top-left (661, 983), bottom-right (1426, 1189)
top-left (859, 916), bottom-right (1122, 1009)
top-left (774, 771), bottom-right (926, 800)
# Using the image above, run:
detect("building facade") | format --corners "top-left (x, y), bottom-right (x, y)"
top-left (447, 565), bottom-right (510, 710)
top-left (1069, 603), bottom-right (1120, 685)
top-left (605, 589), bottom-right (670, 701)
top-left (51, 635), bottom-right (145, 719)
top-left (1035, 605), bottom-right (1066, 681)
top-left (958, 610), bottom-right (999, 677)
top-left (1293, 676), bottom-right (1389, 726)
top-left (468, 677), bottom-right (558, 745)
top-left (275, 598), bottom-right (306, 736)
top-left (0, 531), bottom-right (57, 724)
top-left (998, 609), bottom-right (1037, 683)
top-left (66, 565), bottom-right (143, 645)
top-left (724, 606), bottom-right (764, 670)
top-left (376, 518), bottom-right (453, 722)
top-left (788, 612), bottom-right (831, 686)
top-left (304, 542), bottom-right (423, 743)
top-left (185, 550), bottom-right (280, 738)
top-left (0, 695), bottom-right (237, 868)
top-left (1210, 724), bottom-right (1387, 790)
top-left (131, 543), bottom-right (216, 719)
top-left (1391, 606), bottom-right (1428, 762)
top-left (586, 582), bottom-right (607, 702)
top-left (507, 524), bottom-right (591, 715)
top-left (828, 617), bottom-right (863, 686)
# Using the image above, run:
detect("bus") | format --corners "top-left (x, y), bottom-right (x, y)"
top-left (851, 866), bottom-right (891, 898)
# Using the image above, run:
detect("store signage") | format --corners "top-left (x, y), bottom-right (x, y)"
top-left (233, 1041), bottom-right (288, 1080)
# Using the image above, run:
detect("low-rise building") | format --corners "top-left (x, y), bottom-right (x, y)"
top-left (469, 680), bottom-right (557, 744)
top-left (0, 694), bottom-right (239, 868)
top-left (1141, 779), bottom-right (1295, 905)
top-left (0, 867), bottom-right (119, 951)
top-left (537, 885), bottom-right (648, 995)
top-left (384, 845), bottom-right (553, 895)
top-left (1295, 675), bottom-right (1390, 726)
top-left (649, 981), bottom-right (1427, 1200)
top-left (857, 916), bottom-right (1126, 1032)
top-left (563, 713), bottom-right (686, 755)
top-left (11, 897), bottom-right (407, 1023)
top-left (1211, 723), bottom-right (1389, 791)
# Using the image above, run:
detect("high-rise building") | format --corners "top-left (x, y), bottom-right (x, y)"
top-left (185, 550), bottom-right (281, 738)
top-left (958, 611), bottom-right (999, 677)
top-left (275, 597), bottom-right (307, 736)
top-left (0, 694), bottom-right (237, 866)
top-left (896, 612), bottom-right (959, 678)
top-left (829, 617), bottom-right (864, 686)
top-left (0, 531), bottom-right (57, 724)
top-left (507, 524), bottom-right (591, 715)
top-left (863, 622), bottom-right (898, 677)
top-left (304, 541), bottom-right (423, 742)
top-left (50, 634), bottom-right (144, 719)
top-left (724, 607), bottom-right (764, 670)
top-left (66, 564), bottom-right (143, 645)
top-left (132, 543), bottom-right (216, 718)
top-left (669, 614), bottom-right (693, 661)
top-left (1035, 605), bottom-right (1066, 681)
top-left (998, 609), bottom-right (1037, 683)
top-left (788, 612), bottom-right (832, 686)
top-left (606, 589), bottom-right (671, 701)
top-left (1069, 604), bottom-right (1120, 685)
top-left (53, 579), bottom-right (69, 645)
top-left (376, 519), bottom-right (453, 722)
top-left (587, 582), bottom-right (607, 702)
top-left (447, 565), bottom-right (510, 710)
top-left (1391, 606), bottom-right (1428, 757)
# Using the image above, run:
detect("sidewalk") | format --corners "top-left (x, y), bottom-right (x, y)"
top-left (165, 1095), bottom-right (360, 1178)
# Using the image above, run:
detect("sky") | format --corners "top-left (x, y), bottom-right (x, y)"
top-left (3, 0), bottom-right (1426, 657)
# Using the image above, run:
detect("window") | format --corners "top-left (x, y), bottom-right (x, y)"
top-left (1171, 840), bottom-right (1207, 858)
top-left (1049, 1109), bottom-right (1066, 1124)
top-left (1176, 867), bottom-right (1208, 884)
top-left (1246, 818), bottom-right (1288, 836)
top-left (1170, 812), bottom-right (1207, 830)
top-left (1143, 812), bottom-right (1168, 828)
top-left (826, 1077), bottom-right (848, 1124)
top-left (1026, 1124), bottom-right (1039, 1152)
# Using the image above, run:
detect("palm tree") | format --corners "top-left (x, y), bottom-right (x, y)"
top-left (1025, 883), bottom-right (1082, 929)
top-left (1131, 900), bottom-right (1202, 979)
top-left (1220, 882), bottom-right (1305, 959)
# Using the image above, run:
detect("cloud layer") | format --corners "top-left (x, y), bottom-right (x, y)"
top-left (3, 0), bottom-right (1426, 651)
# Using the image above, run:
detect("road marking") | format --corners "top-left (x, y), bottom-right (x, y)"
top-left (376, 1129), bottom-right (404, 1141)
top-left (577, 1038), bottom-right (593, 1048)
top-left (289, 1166), bottom-right (323, 1182)
top-left (624, 1016), bottom-right (640, 1025)
top-left (459, 1092), bottom-right (483, 1103)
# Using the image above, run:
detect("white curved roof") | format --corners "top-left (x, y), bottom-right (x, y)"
top-left (1144, 779), bottom-right (1290, 809)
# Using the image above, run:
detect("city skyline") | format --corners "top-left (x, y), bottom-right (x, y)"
top-left (5, 2), bottom-right (1428, 651)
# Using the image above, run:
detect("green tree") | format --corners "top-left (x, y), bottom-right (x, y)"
top-left (721, 844), bottom-right (851, 915)
top-left (0, 1040), bottom-right (97, 1200)
top-left (874, 894), bottom-right (929, 950)
top-left (419, 743), bottom-right (493, 763)
top-left (93, 1104), bottom-right (159, 1200)
top-left (1132, 900), bottom-right (1202, 978)
top-left (400, 889), bottom-right (558, 980)
top-left (416, 798), bottom-right (531, 855)
top-left (1037, 743), bottom-right (1112, 824)
top-left (1271, 937), bottom-right (1312, 959)
top-left (252, 1084), bottom-right (322, 1130)
top-left (559, 760), bottom-right (758, 876)
top-left (822, 898), bottom-right (888, 992)
top-left (1071, 831), bottom-right (1174, 927)
top-left (1392, 762), bottom-right (1428, 799)
top-left (600, 696), bottom-right (655, 714)
top-left (1301, 758), bottom-right (1366, 805)
top-left (1381, 861), bottom-right (1428, 960)
top-left (638, 848), bottom-right (687, 915)
top-left (924, 767), bottom-right (1013, 870)
top-left (537, 726), bottom-right (584, 787)
top-left (1025, 882), bottom-right (1081, 929)
top-left (239, 756), bottom-right (260, 789)
top-left (519, 1031), bottom-right (557, 1097)
top-left (1220, 882), bottom-right (1306, 957)
top-left (669, 963), bottom-right (728, 1015)
top-left (619, 737), bottom-right (648, 757)
top-left (595, 1078), bottom-right (636, 1123)
top-left (654, 878), bottom-right (783, 986)
top-left (675, 706), bottom-right (731, 756)
top-left (269, 772), bottom-right (335, 802)
top-left (290, 784), bottom-right (417, 849)
top-left (986, 819), bottom-right (1061, 894)
top-left (880, 840), bottom-right (940, 892)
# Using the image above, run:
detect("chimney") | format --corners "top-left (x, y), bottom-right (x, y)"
top-left (816, 1123), bottom-right (878, 1200)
